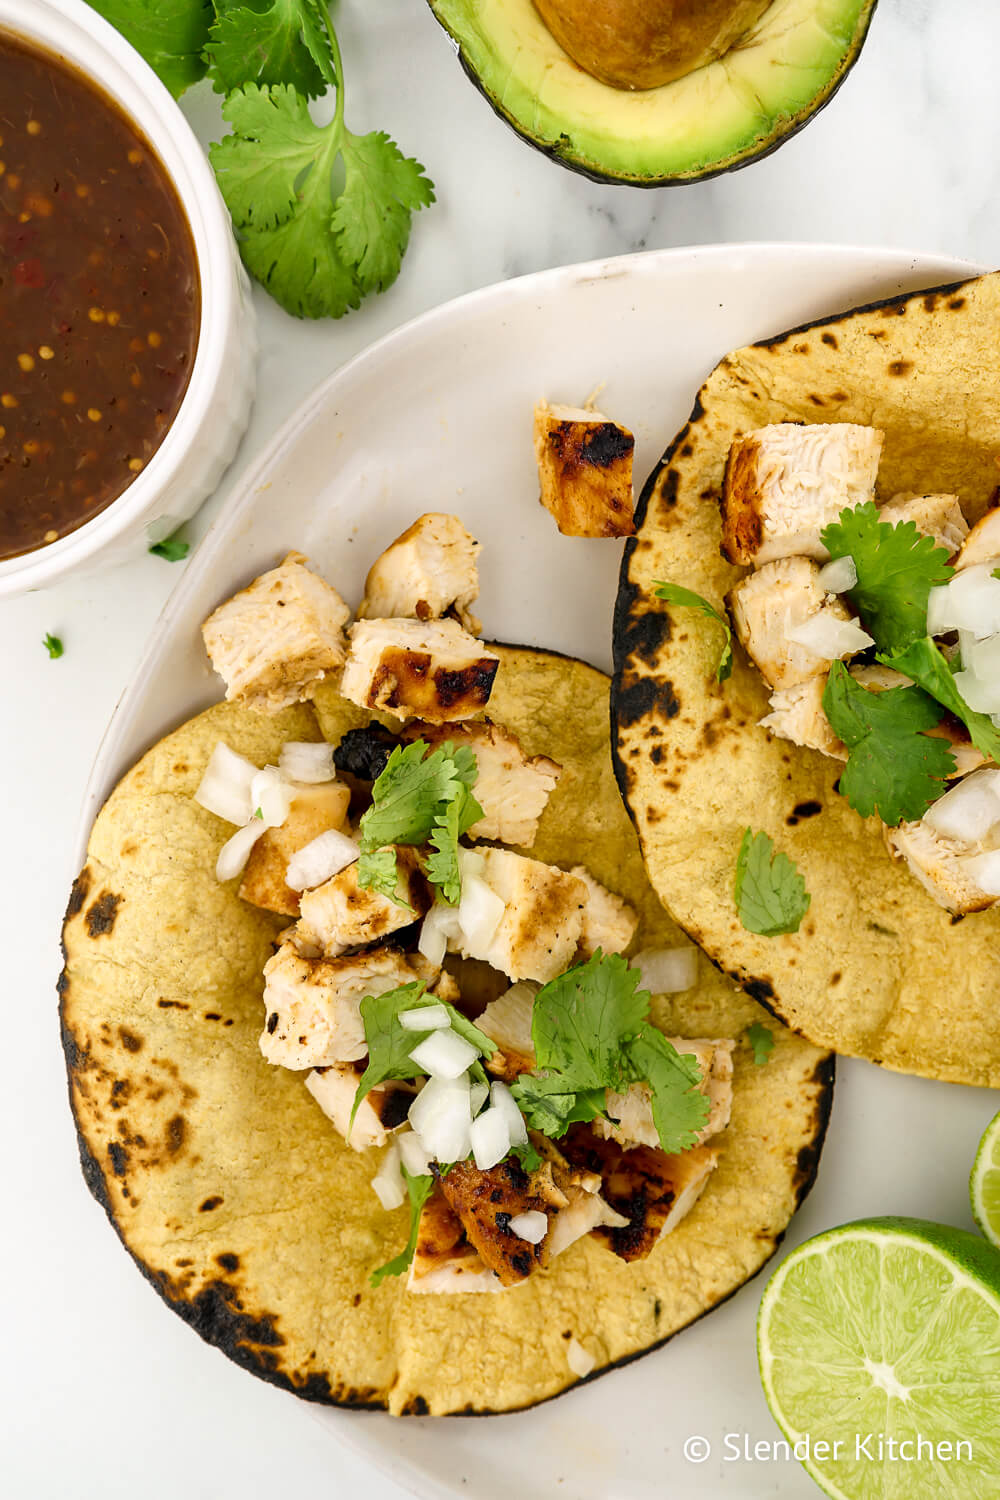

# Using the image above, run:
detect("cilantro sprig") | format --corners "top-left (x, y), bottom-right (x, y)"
top-left (369, 1165), bottom-right (434, 1288)
top-left (734, 830), bottom-right (810, 937)
top-left (42, 633), bottom-right (64, 660)
top-left (745, 1022), bottom-right (774, 1066)
top-left (510, 953), bottom-right (710, 1155)
top-left (205, 0), bottom-right (335, 97)
top-left (89, 1), bottom-right (213, 98)
top-left (654, 581), bottom-right (733, 682)
top-left (820, 503), bottom-right (954, 653)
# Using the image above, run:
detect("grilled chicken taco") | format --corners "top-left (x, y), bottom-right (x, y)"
top-left (61, 516), bottom-right (831, 1414)
top-left (614, 270), bottom-right (1000, 1089)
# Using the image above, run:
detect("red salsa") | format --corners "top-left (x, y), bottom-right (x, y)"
top-left (0, 32), bottom-right (200, 560)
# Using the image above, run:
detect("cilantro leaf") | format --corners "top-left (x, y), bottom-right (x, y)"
top-left (734, 829), bottom-right (811, 936)
top-left (87, 0), bottom-right (212, 97)
top-left (206, 0), bottom-right (336, 98)
top-left (627, 1031), bottom-right (710, 1154)
top-left (509, 1076), bottom-right (607, 1135)
top-left (333, 131), bottom-right (436, 296)
top-left (359, 741), bottom-right (471, 851)
top-left (369, 1165), bottom-right (433, 1288)
top-left (820, 503), bottom-right (954, 653)
top-left (355, 846), bottom-right (406, 906)
top-left (531, 952), bottom-right (648, 1088)
top-left (509, 1142), bottom-right (543, 1174)
top-left (351, 983), bottom-right (495, 1129)
top-left (149, 531), bottom-right (189, 562)
top-left (879, 637), bottom-right (1000, 763)
top-left (42, 633), bottom-right (64, 660)
top-left (425, 785), bottom-right (484, 905)
top-left (822, 659), bottom-right (956, 824)
top-left (654, 581), bottom-right (732, 682)
top-left (745, 1022), bottom-right (775, 1066)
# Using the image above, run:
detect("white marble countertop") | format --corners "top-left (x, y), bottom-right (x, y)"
top-left (5, 0), bottom-right (1000, 1495)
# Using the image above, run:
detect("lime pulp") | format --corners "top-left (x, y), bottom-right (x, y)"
top-left (971, 1109), bottom-right (1000, 1250)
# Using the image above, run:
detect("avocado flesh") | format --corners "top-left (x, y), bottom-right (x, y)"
top-left (428, 0), bottom-right (877, 185)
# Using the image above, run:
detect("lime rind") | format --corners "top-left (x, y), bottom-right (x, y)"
top-left (971, 1110), bottom-right (1000, 1249)
top-left (758, 1217), bottom-right (1000, 1500)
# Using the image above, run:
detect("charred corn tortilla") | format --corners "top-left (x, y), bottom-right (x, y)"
top-left (61, 645), bottom-right (832, 1415)
top-left (613, 270), bottom-right (1000, 1089)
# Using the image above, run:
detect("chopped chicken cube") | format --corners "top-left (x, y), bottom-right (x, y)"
top-left (403, 720), bottom-right (560, 846)
top-left (570, 866), bottom-right (638, 958)
top-left (297, 848), bottom-right (428, 957)
top-left (260, 941), bottom-right (426, 1069)
top-left (721, 422), bottom-right (883, 565)
top-left (560, 1125), bottom-right (719, 1261)
top-left (534, 400), bottom-right (635, 539)
top-left (478, 982), bottom-right (538, 1081)
top-left (358, 513), bottom-right (481, 633)
top-left (760, 677), bottom-right (846, 759)
top-left (956, 505), bottom-right (1000, 571)
top-left (452, 848), bottom-right (587, 983)
top-left (305, 1063), bottom-right (415, 1150)
top-left (202, 552), bottom-right (350, 713)
top-left (239, 781), bottom-right (352, 917)
top-left (884, 821), bottom-right (998, 915)
top-left (598, 1038), bottom-right (734, 1151)
top-left (408, 1190), bottom-right (506, 1294)
top-left (728, 556), bottom-right (856, 692)
top-left (879, 493), bottom-right (968, 557)
top-left (341, 618), bottom-right (499, 723)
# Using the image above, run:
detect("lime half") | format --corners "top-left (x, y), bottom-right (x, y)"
top-left (758, 1218), bottom-right (1000, 1498)
top-left (971, 1110), bottom-right (1000, 1249)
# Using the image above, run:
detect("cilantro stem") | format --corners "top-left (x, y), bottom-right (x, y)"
top-left (327, 18), bottom-right (345, 132)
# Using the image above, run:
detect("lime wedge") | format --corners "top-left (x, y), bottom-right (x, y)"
top-left (758, 1217), bottom-right (1000, 1497)
top-left (971, 1110), bottom-right (1000, 1249)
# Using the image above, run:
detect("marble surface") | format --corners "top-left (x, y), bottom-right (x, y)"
top-left (4, 0), bottom-right (1000, 1495)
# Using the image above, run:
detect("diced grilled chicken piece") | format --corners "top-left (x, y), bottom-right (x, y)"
top-left (560, 1125), bottom-right (719, 1261)
top-left (760, 677), bottom-right (846, 758)
top-left (884, 821), bottom-right (998, 915)
top-left (358, 513), bottom-right (482, 633)
top-left (598, 1038), bottom-right (734, 1151)
top-left (305, 1063), bottom-right (416, 1150)
top-left (297, 848), bottom-right (428, 957)
top-left (570, 866), bottom-right (638, 958)
top-left (478, 982), bottom-right (537, 1081)
top-left (408, 1189), bottom-right (507, 1294)
top-left (728, 557), bottom-right (857, 692)
top-left (452, 848), bottom-right (587, 983)
top-left (260, 941), bottom-right (426, 1069)
top-left (956, 506), bottom-right (1000, 571)
top-left (534, 400), bottom-right (635, 539)
top-left (436, 1157), bottom-right (554, 1285)
top-left (852, 665), bottom-right (984, 777)
top-left (403, 720), bottom-right (560, 847)
top-left (879, 493), bottom-right (968, 556)
top-left (239, 781), bottom-right (352, 917)
top-left (202, 552), bottom-right (350, 713)
top-left (722, 422), bottom-right (883, 565)
top-left (341, 618), bottom-right (500, 723)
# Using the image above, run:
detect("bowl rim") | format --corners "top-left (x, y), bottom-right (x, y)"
top-left (0, 0), bottom-right (242, 591)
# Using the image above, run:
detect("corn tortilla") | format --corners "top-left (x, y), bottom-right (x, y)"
top-left (61, 645), bottom-right (832, 1414)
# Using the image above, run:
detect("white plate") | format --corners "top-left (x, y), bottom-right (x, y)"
top-left (75, 244), bottom-right (997, 1500)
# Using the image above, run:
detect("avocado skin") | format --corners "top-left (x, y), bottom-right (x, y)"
top-left (428, 0), bottom-right (879, 189)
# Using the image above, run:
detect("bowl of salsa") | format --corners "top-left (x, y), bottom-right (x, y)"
top-left (0, 0), bottom-right (255, 597)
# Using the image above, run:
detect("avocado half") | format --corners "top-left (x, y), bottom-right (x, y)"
top-left (427, 0), bottom-right (878, 186)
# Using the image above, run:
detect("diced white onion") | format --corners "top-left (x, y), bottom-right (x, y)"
top-left (630, 946), bottom-right (699, 995)
top-left (458, 875), bottom-right (505, 952)
top-left (817, 555), bottom-right (858, 593)
top-left (953, 669), bottom-right (1000, 715)
top-left (469, 1106), bottom-right (512, 1170)
top-left (470, 1079), bottom-right (490, 1115)
top-left (194, 742), bottom-right (258, 826)
top-left (924, 770), bottom-right (1000, 845)
top-left (215, 819), bottom-right (267, 881)
top-left (409, 1028), bottom-right (480, 1079)
top-left (566, 1336), bottom-right (596, 1377)
top-left (285, 828), bottom-right (359, 891)
top-left (250, 765), bottom-right (292, 828)
top-left (928, 565), bottom-right (1000, 640)
top-left (400, 1004), bottom-right (451, 1032)
top-left (418, 901), bottom-right (463, 967)
top-left (457, 847), bottom-right (486, 883)
top-left (961, 631), bottom-right (1000, 681)
top-left (489, 1080), bottom-right (528, 1147)
top-left (372, 1141), bottom-right (406, 1210)
top-left (408, 1075), bottom-right (472, 1163)
top-left (278, 740), bottom-right (337, 784)
top-left (396, 1130), bottom-right (432, 1177)
top-left (508, 1210), bottom-right (548, 1245)
top-left (960, 848), bottom-right (1000, 897)
top-left (785, 611), bottom-right (874, 660)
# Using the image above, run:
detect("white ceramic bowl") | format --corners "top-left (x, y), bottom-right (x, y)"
top-left (0, 0), bottom-right (256, 598)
